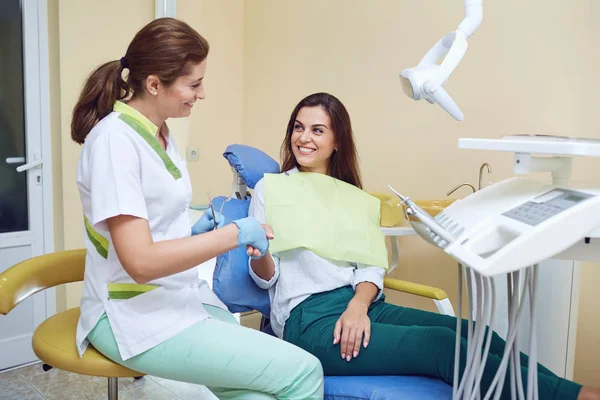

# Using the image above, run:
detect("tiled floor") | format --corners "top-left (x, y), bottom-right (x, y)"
top-left (0, 362), bottom-right (219, 399)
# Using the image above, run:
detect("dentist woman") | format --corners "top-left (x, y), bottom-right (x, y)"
top-left (71, 17), bottom-right (323, 400)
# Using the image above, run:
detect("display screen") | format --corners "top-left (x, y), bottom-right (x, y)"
top-left (564, 194), bottom-right (584, 203)
top-left (503, 189), bottom-right (594, 226)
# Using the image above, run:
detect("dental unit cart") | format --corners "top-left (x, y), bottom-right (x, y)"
top-left (389, 135), bottom-right (600, 399)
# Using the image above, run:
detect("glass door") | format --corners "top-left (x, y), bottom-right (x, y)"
top-left (0, 0), bottom-right (50, 371)
top-left (0, 0), bottom-right (28, 234)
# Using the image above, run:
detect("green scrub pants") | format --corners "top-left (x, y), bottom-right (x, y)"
top-left (88, 305), bottom-right (323, 400)
top-left (283, 286), bottom-right (581, 400)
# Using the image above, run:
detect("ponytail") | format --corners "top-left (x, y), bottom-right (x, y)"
top-left (71, 61), bottom-right (130, 144)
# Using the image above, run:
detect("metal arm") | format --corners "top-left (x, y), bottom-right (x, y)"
top-left (231, 167), bottom-right (248, 199)
top-left (399, 0), bottom-right (483, 121)
top-left (458, 0), bottom-right (483, 38)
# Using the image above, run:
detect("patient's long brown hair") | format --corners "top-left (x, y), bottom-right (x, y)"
top-left (71, 18), bottom-right (209, 144)
top-left (280, 92), bottom-right (362, 189)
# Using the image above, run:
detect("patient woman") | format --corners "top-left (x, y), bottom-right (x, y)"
top-left (248, 92), bottom-right (598, 400)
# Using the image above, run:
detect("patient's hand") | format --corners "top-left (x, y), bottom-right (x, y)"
top-left (262, 224), bottom-right (274, 238)
top-left (333, 301), bottom-right (371, 362)
top-left (246, 224), bottom-right (274, 258)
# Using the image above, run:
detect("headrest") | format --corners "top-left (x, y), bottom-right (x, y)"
top-left (223, 144), bottom-right (280, 189)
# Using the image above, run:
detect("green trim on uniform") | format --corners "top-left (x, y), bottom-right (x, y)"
top-left (84, 216), bottom-right (109, 259)
top-left (113, 101), bottom-right (158, 136)
top-left (113, 101), bottom-right (182, 180)
top-left (118, 114), bottom-right (182, 180)
top-left (107, 283), bottom-right (159, 300)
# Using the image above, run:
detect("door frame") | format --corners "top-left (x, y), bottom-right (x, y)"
top-left (22, 0), bottom-right (55, 317)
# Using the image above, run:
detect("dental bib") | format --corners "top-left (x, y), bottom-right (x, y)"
top-left (264, 172), bottom-right (389, 269)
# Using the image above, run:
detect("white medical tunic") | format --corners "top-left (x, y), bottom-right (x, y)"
top-left (75, 101), bottom-right (228, 361)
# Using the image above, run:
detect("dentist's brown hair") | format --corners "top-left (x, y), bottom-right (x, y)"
top-left (280, 92), bottom-right (363, 189)
top-left (71, 18), bottom-right (209, 144)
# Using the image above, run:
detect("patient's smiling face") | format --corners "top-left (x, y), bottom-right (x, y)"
top-left (282, 92), bottom-right (362, 188)
top-left (291, 106), bottom-right (336, 175)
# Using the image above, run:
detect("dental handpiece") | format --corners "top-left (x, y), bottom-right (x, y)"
top-left (387, 185), bottom-right (456, 244)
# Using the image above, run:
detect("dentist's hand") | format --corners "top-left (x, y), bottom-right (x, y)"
top-left (246, 224), bottom-right (274, 258)
top-left (191, 209), bottom-right (225, 235)
top-left (232, 217), bottom-right (273, 259)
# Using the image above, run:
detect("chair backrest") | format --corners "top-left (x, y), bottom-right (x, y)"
top-left (223, 144), bottom-right (280, 190)
top-left (0, 249), bottom-right (86, 315)
top-left (213, 145), bottom-right (280, 317)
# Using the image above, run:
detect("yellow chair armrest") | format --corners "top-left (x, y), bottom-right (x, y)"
top-left (0, 249), bottom-right (86, 315)
top-left (383, 277), bottom-right (448, 301)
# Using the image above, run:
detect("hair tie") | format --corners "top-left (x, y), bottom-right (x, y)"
top-left (120, 57), bottom-right (128, 69)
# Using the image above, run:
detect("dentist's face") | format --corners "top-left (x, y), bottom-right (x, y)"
top-left (161, 59), bottom-right (207, 118)
top-left (291, 106), bottom-right (336, 175)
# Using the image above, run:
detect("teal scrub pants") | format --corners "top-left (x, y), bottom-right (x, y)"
top-left (88, 305), bottom-right (324, 400)
top-left (283, 286), bottom-right (582, 400)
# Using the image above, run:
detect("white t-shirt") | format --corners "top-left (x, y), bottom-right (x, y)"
top-left (75, 101), bottom-right (227, 361)
top-left (248, 168), bottom-right (385, 338)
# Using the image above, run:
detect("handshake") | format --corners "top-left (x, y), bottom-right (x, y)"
top-left (191, 209), bottom-right (274, 259)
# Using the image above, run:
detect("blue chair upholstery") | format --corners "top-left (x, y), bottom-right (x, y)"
top-left (212, 144), bottom-right (452, 400)
top-left (211, 196), bottom-right (271, 316)
top-left (223, 144), bottom-right (280, 189)
top-left (323, 375), bottom-right (453, 400)
top-left (212, 144), bottom-right (277, 316)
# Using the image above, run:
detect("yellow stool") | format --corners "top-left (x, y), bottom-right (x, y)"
top-left (0, 250), bottom-right (144, 400)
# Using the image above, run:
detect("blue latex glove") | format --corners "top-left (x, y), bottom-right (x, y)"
top-left (192, 209), bottom-right (225, 235)
top-left (232, 217), bottom-right (269, 259)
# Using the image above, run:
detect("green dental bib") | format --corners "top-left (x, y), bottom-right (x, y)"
top-left (264, 172), bottom-right (388, 269)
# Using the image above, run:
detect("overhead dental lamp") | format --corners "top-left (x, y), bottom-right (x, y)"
top-left (399, 0), bottom-right (483, 121)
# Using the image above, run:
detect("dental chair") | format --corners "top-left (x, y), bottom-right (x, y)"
top-left (210, 144), bottom-right (454, 400)
top-left (0, 146), bottom-right (454, 400)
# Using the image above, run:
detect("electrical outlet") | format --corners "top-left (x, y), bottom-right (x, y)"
top-left (186, 147), bottom-right (199, 162)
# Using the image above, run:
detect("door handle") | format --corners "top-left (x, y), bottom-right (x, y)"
top-left (16, 159), bottom-right (43, 172)
top-left (5, 157), bottom-right (26, 164)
